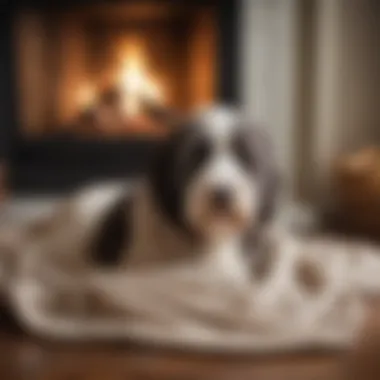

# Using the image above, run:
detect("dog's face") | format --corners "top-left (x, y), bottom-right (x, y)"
top-left (148, 106), bottom-right (279, 242)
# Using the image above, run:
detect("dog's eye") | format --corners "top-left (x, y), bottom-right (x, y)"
top-left (232, 135), bottom-right (255, 169)
top-left (192, 140), bottom-right (211, 166)
top-left (184, 138), bottom-right (211, 173)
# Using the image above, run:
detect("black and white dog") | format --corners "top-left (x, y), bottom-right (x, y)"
top-left (22, 105), bottom-right (279, 284)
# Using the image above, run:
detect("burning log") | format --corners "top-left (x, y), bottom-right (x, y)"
top-left (75, 86), bottom-right (167, 137)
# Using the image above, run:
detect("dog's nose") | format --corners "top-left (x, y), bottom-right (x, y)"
top-left (210, 186), bottom-right (233, 211)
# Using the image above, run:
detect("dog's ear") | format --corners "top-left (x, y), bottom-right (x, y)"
top-left (242, 126), bottom-right (281, 252)
top-left (147, 123), bottom-right (191, 231)
top-left (249, 126), bottom-right (281, 227)
top-left (259, 132), bottom-right (280, 226)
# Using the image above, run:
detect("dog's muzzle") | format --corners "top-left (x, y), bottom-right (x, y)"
top-left (208, 185), bottom-right (235, 214)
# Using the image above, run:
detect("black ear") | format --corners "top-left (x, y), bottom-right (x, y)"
top-left (146, 126), bottom-right (190, 232)
top-left (259, 157), bottom-right (280, 226)
top-left (90, 194), bottom-right (132, 267)
top-left (250, 127), bottom-right (281, 227)
top-left (242, 126), bottom-right (280, 254)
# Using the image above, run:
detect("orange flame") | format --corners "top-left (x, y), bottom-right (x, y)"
top-left (118, 40), bottom-right (163, 117)
top-left (76, 38), bottom-right (164, 120)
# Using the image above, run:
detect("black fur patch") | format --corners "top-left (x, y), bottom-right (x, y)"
top-left (90, 194), bottom-right (133, 266)
top-left (231, 132), bottom-right (257, 171)
top-left (185, 136), bottom-right (212, 176)
top-left (147, 125), bottom-right (197, 234)
top-left (239, 126), bottom-right (280, 226)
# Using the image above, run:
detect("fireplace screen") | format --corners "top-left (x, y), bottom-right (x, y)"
top-left (14, 2), bottom-right (217, 138)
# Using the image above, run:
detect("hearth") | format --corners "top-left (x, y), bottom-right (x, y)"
top-left (1, 0), bottom-right (240, 194)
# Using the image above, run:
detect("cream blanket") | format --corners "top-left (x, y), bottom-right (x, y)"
top-left (1, 200), bottom-right (380, 353)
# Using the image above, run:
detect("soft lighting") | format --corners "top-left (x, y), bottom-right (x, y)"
top-left (76, 39), bottom-right (165, 125)
top-left (118, 42), bottom-right (163, 117)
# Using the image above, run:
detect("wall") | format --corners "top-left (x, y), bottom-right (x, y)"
top-left (240, 0), bottom-right (380, 211)
top-left (240, 0), bottom-right (298, 203)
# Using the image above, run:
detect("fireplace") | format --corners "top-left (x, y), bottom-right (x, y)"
top-left (16, 2), bottom-right (218, 138)
top-left (1, 0), bottom-right (240, 194)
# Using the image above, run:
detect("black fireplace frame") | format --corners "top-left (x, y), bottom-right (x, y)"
top-left (0, 0), bottom-right (241, 195)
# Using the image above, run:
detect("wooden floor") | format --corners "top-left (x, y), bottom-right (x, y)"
top-left (0, 335), bottom-right (344, 380)
top-left (3, 300), bottom-right (380, 380)
top-left (0, 311), bottom-right (351, 380)
top-left (3, 303), bottom-right (380, 380)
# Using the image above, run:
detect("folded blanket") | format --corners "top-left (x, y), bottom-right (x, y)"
top-left (1, 200), bottom-right (380, 354)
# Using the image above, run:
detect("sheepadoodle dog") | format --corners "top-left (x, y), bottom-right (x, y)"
top-left (14, 105), bottom-right (279, 286)
top-left (4, 105), bottom-right (380, 348)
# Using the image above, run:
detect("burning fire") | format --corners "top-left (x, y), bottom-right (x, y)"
top-left (76, 39), bottom-right (164, 119)
top-left (118, 43), bottom-right (163, 117)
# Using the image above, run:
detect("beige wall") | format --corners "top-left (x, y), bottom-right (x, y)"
top-left (241, 0), bottom-right (380, 210)
top-left (240, 0), bottom-right (298, 204)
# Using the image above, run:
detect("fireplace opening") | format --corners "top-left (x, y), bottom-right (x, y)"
top-left (4, 0), bottom-right (238, 193)
top-left (15, 2), bottom-right (217, 138)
